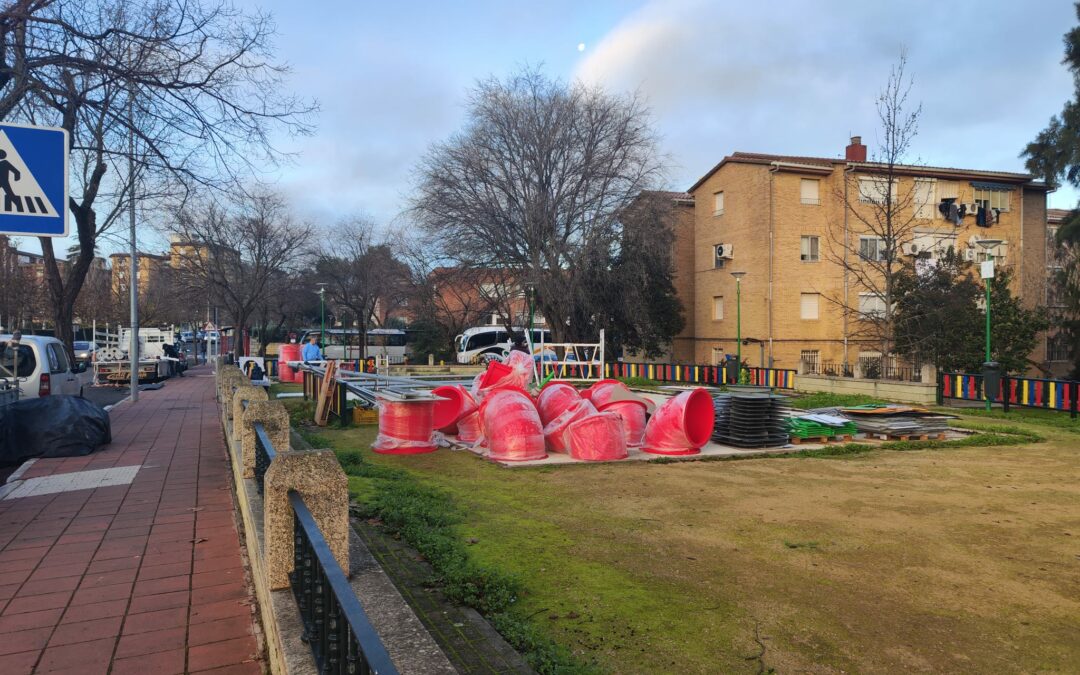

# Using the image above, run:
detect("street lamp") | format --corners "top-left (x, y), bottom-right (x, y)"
top-left (976, 239), bottom-right (1003, 411)
top-left (316, 283), bottom-right (327, 351)
top-left (730, 271), bottom-right (747, 384)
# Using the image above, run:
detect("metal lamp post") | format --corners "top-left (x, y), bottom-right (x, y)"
top-left (976, 239), bottom-right (1003, 411)
top-left (316, 283), bottom-right (327, 352)
top-left (730, 271), bottom-right (746, 384)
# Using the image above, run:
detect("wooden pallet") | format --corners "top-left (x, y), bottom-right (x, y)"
top-left (352, 407), bottom-right (379, 425)
top-left (871, 432), bottom-right (947, 441)
top-left (789, 434), bottom-right (853, 445)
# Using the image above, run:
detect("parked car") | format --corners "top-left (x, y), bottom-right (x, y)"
top-left (73, 340), bottom-right (97, 363)
top-left (0, 335), bottom-right (87, 398)
top-left (180, 331), bottom-right (194, 343)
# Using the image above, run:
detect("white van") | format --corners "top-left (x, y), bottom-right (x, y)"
top-left (0, 335), bottom-right (87, 398)
top-left (454, 327), bottom-right (552, 364)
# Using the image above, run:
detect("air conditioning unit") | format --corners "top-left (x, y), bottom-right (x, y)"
top-left (714, 243), bottom-right (734, 261)
top-left (902, 242), bottom-right (921, 256)
top-left (964, 248), bottom-right (976, 261)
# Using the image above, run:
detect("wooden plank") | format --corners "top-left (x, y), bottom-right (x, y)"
top-left (314, 361), bottom-right (338, 427)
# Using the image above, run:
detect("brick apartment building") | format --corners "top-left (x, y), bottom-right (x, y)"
top-left (669, 137), bottom-right (1054, 374)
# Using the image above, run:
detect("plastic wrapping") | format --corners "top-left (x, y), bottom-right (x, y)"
top-left (603, 400), bottom-right (647, 447)
top-left (567, 412), bottom-right (628, 461)
top-left (432, 385), bottom-right (477, 434)
top-left (642, 388), bottom-right (715, 455)
top-left (278, 343), bottom-right (303, 383)
top-left (536, 383), bottom-right (581, 426)
top-left (0, 396), bottom-right (111, 465)
top-left (372, 398), bottom-right (438, 454)
top-left (479, 389), bottom-right (546, 462)
top-left (542, 398), bottom-right (597, 453)
top-left (455, 410), bottom-right (482, 445)
top-left (586, 380), bottom-right (631, 408)
top-left (477, 351), bottom-right (534, 394)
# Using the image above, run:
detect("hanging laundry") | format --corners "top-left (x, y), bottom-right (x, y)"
top-left (976, 206), bottom-right (988, 227)
top-left (989, 208), bottom-right (999, 225)
top-left (938, 200), bottom-right (950, 218)
top-left (948, 201), bottom-right (961, 226)
top-left (958, 203), bottom-right (967, 218)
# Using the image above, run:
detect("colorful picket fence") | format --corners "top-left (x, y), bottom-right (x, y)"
top-left (603, 362), bottom-right (796, 389)
top-left (939, 372), bottom-right (1079, 418)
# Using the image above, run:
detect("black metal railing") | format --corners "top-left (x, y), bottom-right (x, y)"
top-left (880, 365), bottom-right (922, 382)
top-left (819, 361), bottom-right (854, 378)
top-left (289, 490), bottom-right (398, 675)
top-left (253, 423), bottom-right (276, 495)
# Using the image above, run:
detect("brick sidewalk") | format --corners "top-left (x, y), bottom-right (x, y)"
top-left (0, 366), bottom-right (263, 674)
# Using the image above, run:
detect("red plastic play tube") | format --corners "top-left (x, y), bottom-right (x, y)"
top-left (586, 380), bottom-right (631, 408)
top-left (642, 388), bottom-right (715, 456)
top-left (480, 389), bottom-right (546, 462)
top-left (603, 400), bottom-right (647, 447)
top-left (567, 412), bottom-right (627, 461)
top-left (542, 398), bottom-right (596, 453)
top-left (456, 411), bottom-right (482, 444)
top-left (536, 382), bottom-right (581, 426)
top-left (431, 385), bottom-right (477, 434)
top-left (373, 398), bottom-right (437, 455)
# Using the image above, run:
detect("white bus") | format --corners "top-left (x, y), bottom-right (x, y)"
top-left (298, 328), bottom-right (410, 363)
top-left (454, 326), bottom-right (552, 364)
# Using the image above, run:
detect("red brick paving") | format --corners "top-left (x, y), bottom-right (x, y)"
top-left (0, 366), bottom-right (263, 673)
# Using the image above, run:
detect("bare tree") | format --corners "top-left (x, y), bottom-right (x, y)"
top-left (411, 67), bottom-right (667, 343)
top-left (252, 270), bottom-right (317, 357)
top-left (0, 0), bottom-right (315, 349)
top-left (173, 191), bottom-right (313, 356)
top-left (825, 53), bottom-right (923, 364)
top-left (314, 219), bottom-right (409, 359)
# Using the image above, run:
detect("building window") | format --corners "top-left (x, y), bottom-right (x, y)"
top-left (910, 231), bottom-right (957, 260)
top-left (1047, 333), bottom-right (1071, 362)
top-left (1047, 278), bottom-right (1066, 308)
top-left (859, 236), bottom-right (887, 261)
top-left (858, 176), bottom-right (895, 205)
top-left (914, 178), bottom-right (935, 219)
top-left (800, 235), bottom-right (820, 262)
top-left (800, 349), bottom-right (820, 374)
top-left (858, 292), bottom-right (886, 318)
top-left (713, 191), bottom-right (724, 216)
top-left (800, 293), bottom-right (820, 320)
top-left (974, 188), bottom-right (1010, 212)
top-left (800, 179), bottom-right (820, 205)
top-left (712, 296), bottom-right (724, 320)
top-left (859, 351), bottom-right (883, 379)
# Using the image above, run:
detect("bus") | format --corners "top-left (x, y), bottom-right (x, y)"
top-left (298, 328), bottom-right (410, 363)
top-left (454, 326), bottom-right (552, 364)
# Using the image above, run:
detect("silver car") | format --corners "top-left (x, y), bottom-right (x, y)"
top-left (73, 340), bottom-right (97, 363)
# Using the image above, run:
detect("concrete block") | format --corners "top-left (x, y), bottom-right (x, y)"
top-left (218, 367), bottom-right (245, 406)
top-left (263, 450), bottom-right (349, 590)
top-left (240, 400), bottom-right (290, 479)
top-left (230, 384), bottom-right (267, 427)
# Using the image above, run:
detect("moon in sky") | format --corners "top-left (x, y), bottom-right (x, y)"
top-left (577, 42), bottom-right (586, 52)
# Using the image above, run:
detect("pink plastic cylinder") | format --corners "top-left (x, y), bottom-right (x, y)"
top-left (603, 400), bottom-right (647, 447)
top-left (432, 385), bottom-right (477, 434)
top-left (278, 343), bottom-right (302, 383)
top-left (480, 389), bottom-right (546, 462)
top-left (536, 383), bottom-right (581, 426)
top-left (542, 398), bottom-right (597, 453)
top-left (456, 411), bottom-right (482, 444)
top-left (373, 398), bottom-right (438, 454)
top-left (567, 412), bottom-right (628, 461)
top-left (586, 380), bottom-right (632, 408)
top-left (642, 388), bottom-right (715, 456)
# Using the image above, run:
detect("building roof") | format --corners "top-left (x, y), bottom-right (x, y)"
top-left (1048, 208), bottom-right (1073, 223)
top-left (640, 190), bottom-right (695, 204)
top-left (688, 150), bottom-right (1045, 193)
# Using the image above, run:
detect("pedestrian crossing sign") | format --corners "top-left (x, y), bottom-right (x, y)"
top-left (0, 123), bottom-right (68, 237)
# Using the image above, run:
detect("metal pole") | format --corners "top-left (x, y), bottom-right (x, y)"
top-left (985, 276), bottom-right (991, 411)
top-left (128, 82), bottom-right (139, 403)
top-left (736, 277), bottom-right (742, 383)
top-left (319, 288), bottom-right (325, 351)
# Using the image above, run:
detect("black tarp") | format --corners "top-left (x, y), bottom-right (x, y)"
top-left (0, 396), bottom-right (111, 467)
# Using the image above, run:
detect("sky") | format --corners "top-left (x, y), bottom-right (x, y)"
top-left (19, 0), bottom-right (1080, 255)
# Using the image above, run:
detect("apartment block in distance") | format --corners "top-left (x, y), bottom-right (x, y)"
top-left (673, 137), bottom-right (1051, 374)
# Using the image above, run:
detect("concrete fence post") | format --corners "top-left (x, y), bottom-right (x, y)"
top-left (218, 368), bottom-right (245, 406)
top-left (239, 400), bottom-right (290, 478)
top-left (231, 384), bottom-right (268, 430)
top-left (920, 363), bottom-right (937, 385)
top-left (263, 450), bottom-right (349, 590)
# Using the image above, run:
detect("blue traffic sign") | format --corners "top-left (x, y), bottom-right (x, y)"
top-left (0, 123), bottom-right (68, 237)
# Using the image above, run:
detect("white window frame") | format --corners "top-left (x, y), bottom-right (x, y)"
top-left (800, 235), bottom-right (820, 262)
top-left (858, 176), bottom-right (896, 205)
top-left (913, 178), bottom-right (935, 219)
top-left (713, 191), bottom-right (724, 216)
top-left (800, 349), bottom-right (820, 374)
top-left (858, 292), bottom-right (886, 318)
top-left (712, 296), bottom-right (724, 321)
top-left (973, 188), bottom-right (1010, 212)
top-left (859, 236), bottom-right (887, 262)
top-left (800, 293), bottom-right (820, 320)
top-left (800, 179), bottom-right (820, 205)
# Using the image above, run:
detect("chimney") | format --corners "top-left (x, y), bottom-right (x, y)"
top-left (845, 136), bottom-right (866, 162)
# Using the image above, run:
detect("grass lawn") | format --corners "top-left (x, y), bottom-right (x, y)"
top-left (276, 386), bottom-right (1080, 673)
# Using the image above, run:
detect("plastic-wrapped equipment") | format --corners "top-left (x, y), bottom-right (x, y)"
top-left (475, 350), bottom-right (535, 395)
top-left (372, 397), bottom-right (438, 454)
top-left (566, 412), bottom-right (627, 461)
top-left (431, 385), bottom-right (477, 434)
top-left (586, 380), bottom-right (648, 447)
top-left (542, 398), bottom-right (597, 453)
top-left (479, 389), bottom-right (546, 462)
top-left (278, 343), bottom-right (303, 383)
top-left (642, 388), bottom-right (715, 455)
top-left (0, 396), bottom-right (111, 465)
top-left (456, 411), bottom-right (482, 445)
top-left (536, 382), bottom-right (581, 426)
